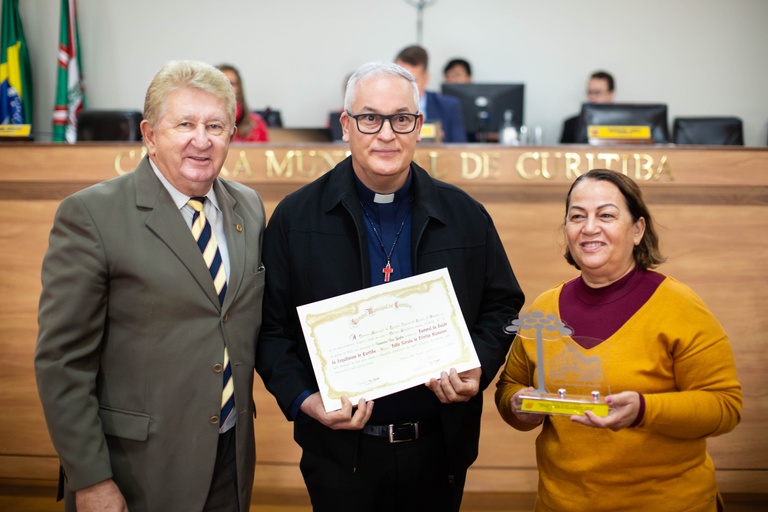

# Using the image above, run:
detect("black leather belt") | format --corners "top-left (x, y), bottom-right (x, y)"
top-left (361, 420), bottom-right (438, 443)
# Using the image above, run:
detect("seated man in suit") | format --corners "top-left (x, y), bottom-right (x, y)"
top-left (395, 45), bottom-right (467, 143)
top-left (443, 57), bottom-right (472, 84)
top-left (560, 70), bottom-right (615, 143)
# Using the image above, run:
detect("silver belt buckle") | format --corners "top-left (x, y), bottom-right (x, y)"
top-left (388, 422), bottom-right (419, 443)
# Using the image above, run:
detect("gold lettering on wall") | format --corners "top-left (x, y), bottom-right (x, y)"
top-left (264, 149), bottom-right (350, 179)
top-left (114, 148), bottom-right (147, 175)
top-left (459, 152), bottom-right (501, 180)
top-left (516, 152), bottom-right (540, 180)
top-left (515, 151), bottom-right (673, 181)
top-left (221, 151), bottom-right (254, 178)
top-left (655, 155), bottom-right (674, 181)
top-left (597, 153), bottom-right (620, 169)
top-left (112, 147), bottom-right (673, 182)
top-left (633, 154), bottom-right (654, 180)
top-left (460, 152), bottom-right (483, 179)
top-left (564, 153), bottom-right (583, 180)
top-left (265, 150), bottom-right (296, 178)
top-left (540, 152), bottom-right (556, 179)
top-left (292, 151), bottom-right (315, 178)
top-left (414, 151), bottom-right (444, 179)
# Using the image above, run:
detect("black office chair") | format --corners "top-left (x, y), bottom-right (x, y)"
top-left (255, 108), bottom-right (283, 128)
top-left (672, 117), bottom-right (744, 145)
top-left (76, 110), bottom-right (143, 141)
top-left (328, 111), bottom-right (344, 142)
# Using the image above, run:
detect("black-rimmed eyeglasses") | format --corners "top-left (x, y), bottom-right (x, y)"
top-left (346, 111), bottom-right (420, 134)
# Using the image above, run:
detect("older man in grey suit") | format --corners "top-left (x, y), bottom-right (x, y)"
top-left (34, 60), bottom-right (265, 511)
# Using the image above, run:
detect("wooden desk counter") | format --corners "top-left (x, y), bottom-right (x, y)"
top-left (1, 143), bottom-right (766, 494)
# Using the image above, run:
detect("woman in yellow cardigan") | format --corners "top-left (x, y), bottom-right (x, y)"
top-left (495, 169), bottom-right (742, 512)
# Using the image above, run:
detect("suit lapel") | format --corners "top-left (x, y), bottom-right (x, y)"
top-left (214, 180), bottom-right (245, 312)
top-left (134, 158), bottom-right (222, 308)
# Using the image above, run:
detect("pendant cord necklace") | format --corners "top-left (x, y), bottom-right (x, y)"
top-left (360, 200), bottom-right (411, 283)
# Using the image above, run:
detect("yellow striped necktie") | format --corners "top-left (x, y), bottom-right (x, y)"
top-left (188, 197), bottom-right (235, 432)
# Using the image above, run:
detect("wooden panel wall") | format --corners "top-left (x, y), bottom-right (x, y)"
top-left (1, 143), bottom-right (766, 494)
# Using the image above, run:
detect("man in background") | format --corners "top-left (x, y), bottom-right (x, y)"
top-left (35, 60), bottom-right (266, 512)
top-left (395, 45), bottom-right (467, 143)
top-left (443, 58), bottom-right (472, 84)
top-left (560, 70), bottom-right (615, 143)
top-left (443, 59), bottom-right (472, 84)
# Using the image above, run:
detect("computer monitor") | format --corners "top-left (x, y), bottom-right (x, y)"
top-left (576, 103), bottom-right (670, 144)
top-left (441, 83), bottom-right (525, 142)
top-left (672, 117), bottom-right (744, 145)
top-left (76, 110), bottom-right (143, 142)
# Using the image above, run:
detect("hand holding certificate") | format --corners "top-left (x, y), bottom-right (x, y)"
top-left (296, 268), bottom-right (480, 412)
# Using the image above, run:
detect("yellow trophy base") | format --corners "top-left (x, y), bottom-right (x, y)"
top-left (520, 393), bottom-right (609, 417)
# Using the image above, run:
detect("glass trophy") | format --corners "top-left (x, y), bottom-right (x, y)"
top-left (504, 312), bottom-right (610, 417)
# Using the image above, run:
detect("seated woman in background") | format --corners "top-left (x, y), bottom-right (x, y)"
top-left (495, 169), bottom-right (742, 512)
top-left (216, 63), bottom-right (269, 142)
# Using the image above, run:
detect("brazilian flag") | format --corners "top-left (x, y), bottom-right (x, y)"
top-left (0, 0), bottom-right (33, 126)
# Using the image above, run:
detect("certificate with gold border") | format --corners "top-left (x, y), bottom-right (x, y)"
top-left (296, 268), bottom-right (480, 412)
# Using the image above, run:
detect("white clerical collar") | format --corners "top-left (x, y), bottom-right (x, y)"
top-left (373, 193), bottom-right (395, 204)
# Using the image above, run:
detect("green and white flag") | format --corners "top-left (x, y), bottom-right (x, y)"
top-left (52, 0), bottom-right (85, 143)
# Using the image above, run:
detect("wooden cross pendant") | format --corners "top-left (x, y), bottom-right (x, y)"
top-left (382, 262), bottom-right (394, 282)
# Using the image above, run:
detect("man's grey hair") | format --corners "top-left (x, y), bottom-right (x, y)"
top-left (344, 61), bottom-right (420, 113)
top-left (144, 60), bottom-right (236, 133)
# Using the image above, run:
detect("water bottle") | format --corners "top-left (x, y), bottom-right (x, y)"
top-left (499, 109), bottom-right (519, 145)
